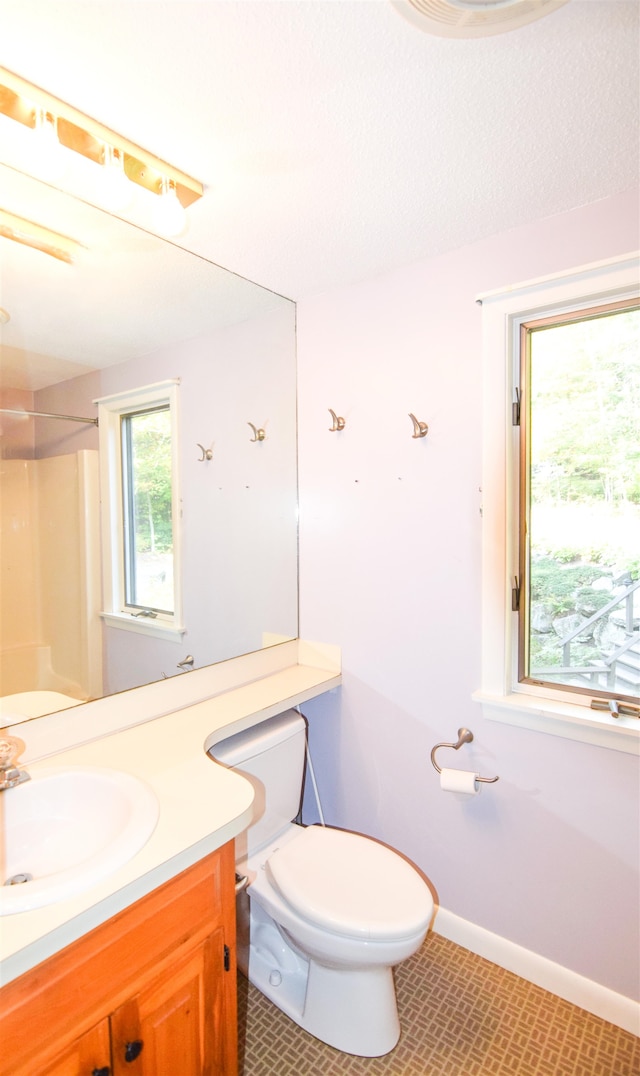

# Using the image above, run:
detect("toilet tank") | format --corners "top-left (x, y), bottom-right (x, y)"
top-left (209, 709), bottom-right (307, 859)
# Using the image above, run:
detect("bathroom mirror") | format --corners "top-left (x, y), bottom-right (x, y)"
top-left (0, 165), bottom-right (298, 724)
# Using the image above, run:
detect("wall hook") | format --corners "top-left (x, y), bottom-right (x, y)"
top-left (248, 422), bottom-right (266, 442)
top-left (197, 443), bottom-right (213, 461)
top-left (177, 655), bottom-right (194, 670)
top-left (409, 413), bottom-right (429, 438)
top-left (328, 408), bottom-right (346, 432)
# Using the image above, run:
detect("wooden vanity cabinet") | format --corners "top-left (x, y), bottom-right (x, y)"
top-left (32, 1021), bottom-right (112, 1076)
top-left (0, 843), bottom-right (238, 1076)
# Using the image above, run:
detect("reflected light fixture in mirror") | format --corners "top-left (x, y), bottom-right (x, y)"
top-left (0, 66), bottom-right (203, 231)
top-left (0, 207), bottom-right (85, 264)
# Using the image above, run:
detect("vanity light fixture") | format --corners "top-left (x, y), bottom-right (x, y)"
top-left (0, 207), bottom-right (85, 264)
top-left (0, 67), bottom-right (203, 223)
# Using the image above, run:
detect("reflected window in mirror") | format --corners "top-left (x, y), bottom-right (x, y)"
top-left (96, 380), bottom-right (185, 642)
top-left (122, 405), bottom-right (173, 615)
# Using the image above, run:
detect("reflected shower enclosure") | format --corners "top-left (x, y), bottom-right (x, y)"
top-left (0, 449), bottom-right (102, 701)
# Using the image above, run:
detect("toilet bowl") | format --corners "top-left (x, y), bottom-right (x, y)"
top-left (210, 710), bottom-right (434, 1057)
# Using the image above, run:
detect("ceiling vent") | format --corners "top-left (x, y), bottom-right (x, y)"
top-left (392, 0), bottom-right (569, 38)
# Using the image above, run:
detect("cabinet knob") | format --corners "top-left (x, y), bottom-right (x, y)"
top-left (124, 1040), bottom-right (144, 1063)
top-left (92, 1068), bottom-right (111, 1076)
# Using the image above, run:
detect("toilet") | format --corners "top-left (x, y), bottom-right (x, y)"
top-left (209, 709), bottom-right (434, 1057)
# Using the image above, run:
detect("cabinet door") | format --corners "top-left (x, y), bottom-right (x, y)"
top-left (34, 1019), bottom-right (111, 1076)
top-left (110, 928), bottom-right (233, 1076)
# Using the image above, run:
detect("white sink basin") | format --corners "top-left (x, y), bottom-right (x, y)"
top-left (0, 765), bottom-right (159, 915)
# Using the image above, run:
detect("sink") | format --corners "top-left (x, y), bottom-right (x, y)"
top-left (0, 765), bottom-right (159, 915)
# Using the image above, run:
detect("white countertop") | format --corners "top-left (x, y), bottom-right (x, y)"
top-left (0, 645), bottom-right (340, 986)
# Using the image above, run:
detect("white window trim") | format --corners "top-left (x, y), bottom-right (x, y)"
top-left (95, 380), bottom-right (185, 642)
top-left (473, 253), bottom-right (640, 755)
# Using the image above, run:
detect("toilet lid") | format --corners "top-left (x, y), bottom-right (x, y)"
top-left (266, 825), bottom-right (433, 941)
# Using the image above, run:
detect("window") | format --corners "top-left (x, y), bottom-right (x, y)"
top-left (475, 254), bottom-right (640, 750)
top-left (96, 381), bottom-right (184, 640)
top-left (518, 299), bottom-right (639, 704)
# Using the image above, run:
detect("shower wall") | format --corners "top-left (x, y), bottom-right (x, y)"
top-left (0, 449), bottom-right (102, 701)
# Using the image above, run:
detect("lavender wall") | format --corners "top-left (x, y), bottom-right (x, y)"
top-left (296, 189), bottom-right (640, 1001)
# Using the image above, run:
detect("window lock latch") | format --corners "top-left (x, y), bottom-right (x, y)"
top-left (590, 698), bottom-right (639, 719)
top-left (512, 388), bottom-right (521, 427)
top-left (511, 577), bottom-right (520, 612)
top-left (132, 608), bottom-right (158, 619)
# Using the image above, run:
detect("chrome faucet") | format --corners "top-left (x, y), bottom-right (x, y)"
top-left (0, 736), bottom-right (30, 790)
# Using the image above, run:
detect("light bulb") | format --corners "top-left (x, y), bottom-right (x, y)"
top-left (152, 177), bottom-right (187, 238)
top-left (30, 107), bottom-right (68, 182)
top-left (97, 144), bottom-right (134, 212)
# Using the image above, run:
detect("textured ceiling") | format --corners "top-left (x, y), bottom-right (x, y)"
top-left (0, 0), bottom-right (638, 302)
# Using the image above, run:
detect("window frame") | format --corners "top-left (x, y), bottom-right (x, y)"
top-left (517, 296), bottom-right (639, 702)
top-left (96, 380), bottom-right (185, 641)
top-left (473, 253), bottom-right (640, 753)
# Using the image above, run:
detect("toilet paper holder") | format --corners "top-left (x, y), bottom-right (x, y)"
top-left (430, 728), bottom-right (499, 784)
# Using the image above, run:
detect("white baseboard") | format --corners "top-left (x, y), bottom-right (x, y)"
top-left (433, 907), bottom-right (640, 1037)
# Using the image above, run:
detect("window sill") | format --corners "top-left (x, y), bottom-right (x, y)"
top-left (472, 689), bottom-right (639, 755)
top-left (100, 611), bottom-right (186, 642)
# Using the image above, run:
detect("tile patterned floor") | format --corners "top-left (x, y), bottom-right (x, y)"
top-left (238, 932), bottom-right (640, 1075)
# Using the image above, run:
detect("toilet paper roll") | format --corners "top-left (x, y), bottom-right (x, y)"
top-left (439, 767), bottom-right (479, 795)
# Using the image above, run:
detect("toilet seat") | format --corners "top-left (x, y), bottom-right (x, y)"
top-left (266, 825), bottom-right (432, 942)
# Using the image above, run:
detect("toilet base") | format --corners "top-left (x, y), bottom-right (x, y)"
top-left (300, 960), bottom-right (400, 1057)
top-left (238, 893), bottom-right (309, 1021)
top-left (239, 893), bottom-right (401, 1057)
